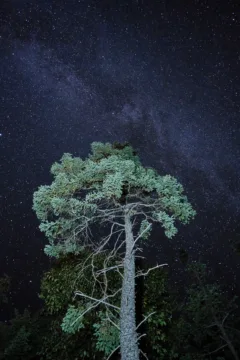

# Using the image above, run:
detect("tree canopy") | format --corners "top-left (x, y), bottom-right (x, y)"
top-left (33, 141), bottom-right (196, 257)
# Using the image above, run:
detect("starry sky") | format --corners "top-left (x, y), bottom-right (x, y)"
top-left (1, 0), bottom-right (240, 317)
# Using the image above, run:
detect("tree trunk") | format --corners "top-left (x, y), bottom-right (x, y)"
top-left (120, 209), bottom-right (139, 360)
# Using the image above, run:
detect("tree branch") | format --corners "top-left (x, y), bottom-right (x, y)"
top-left (136, 311), bottom-right (156, 330)
top-left (136, 263), bottom-right (168, 278)
top-left (74, 289), bottom-right (121, 310)
top-left (204, 343), bottom-right (227, 356)
top-left (140, 349), bottom-right (149, 360)
top-left (106, 344), bottom-right (120, 360)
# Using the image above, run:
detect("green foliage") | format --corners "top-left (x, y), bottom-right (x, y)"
top-left (187, 262), bottom-right (207, 281)
top-left (153, 210), bottom-right (178, 238)
top-left (39, 250), bottom-right (123, 359)
top-left (33, 142), bottom-right (196, 257)
top-left (39, 250), bottom-right (122, 315)
top-left (186, 283), bottom-right (223, 324)
top-left (93, 311), bottom-right (120, 356)
top-left (44, 241), bottom-right (83, 258)
top-left (39, 255), bottom-right (81, 314)
top-left (61, 304), bottom-right (85, 334)
top-left (143, 267), bottom-right (178, 359)
top-left (4, 325), bottom-right (31, 359)
top-left (171, 262), bottom-right (240, 359)
top-left (186, 262), bottom-right (238, 323)
top-left (138, 219), bottom-right (152, 241)
top-left (33, 142), bottom-right (196, 358)
top-left (179, 355), bottom-right (205, 360)
top-left (89, 141), bottom-right (140, 164)
top-left (37, 315), bottom-right (98, 360)
top-left (5, 255), bottom-right (237, 360)
top-left (146, 311), bottom-right (168, 358)
top-left (0, 308), bottom-right (48, 360)
top-left (39, 249), bottom-right (182, 359)
top-left (8, 309), bottom-right (31, 334)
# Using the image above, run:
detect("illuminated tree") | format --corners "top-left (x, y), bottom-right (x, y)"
top-left (33, 141), bottom-right (196, 360)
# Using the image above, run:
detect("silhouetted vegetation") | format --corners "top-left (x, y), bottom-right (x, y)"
top-left (0, 253), bottom-right (239, 359)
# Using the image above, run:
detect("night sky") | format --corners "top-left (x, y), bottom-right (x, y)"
top-left (1, 0), bottom-right (240, 319)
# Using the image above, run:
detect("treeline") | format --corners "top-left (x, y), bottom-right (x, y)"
top-left (0, 251), bottom-right (239, 360)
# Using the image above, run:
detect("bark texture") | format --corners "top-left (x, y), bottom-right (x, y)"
top-left (120, 209), bottom-right (139, 360)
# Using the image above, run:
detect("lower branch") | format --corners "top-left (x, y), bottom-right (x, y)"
top-left (136, 263), bottom-right (168, 277)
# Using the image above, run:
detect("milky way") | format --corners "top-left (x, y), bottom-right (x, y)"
top-left (1, 0), bottom-right (240, 313)
top-left (10, 35), bottom-right (240, 212)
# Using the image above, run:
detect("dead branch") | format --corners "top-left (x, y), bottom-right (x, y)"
top-left (136, 263), bottom-right (168, 278)
top-left (136, 311), bottom-right (156, 331)
top-left (74, 288), bottom-right (121, 310)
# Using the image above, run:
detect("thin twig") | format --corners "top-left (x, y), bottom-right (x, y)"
top-left (106, 344), bottom-right (120, 360)
top-left (204, 343), bottom-right (227, 356)
top-left (140, 349), bottom-right (149, 360)
top-left (136, 263), bottom-right (168, 277)
top-left (74, 289), bottom-right (121, 310)
top-left (136, 311), bottom-right (156, 330)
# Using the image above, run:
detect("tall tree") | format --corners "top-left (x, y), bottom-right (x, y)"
top-left (32, 141), bottom-right (196, 360)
